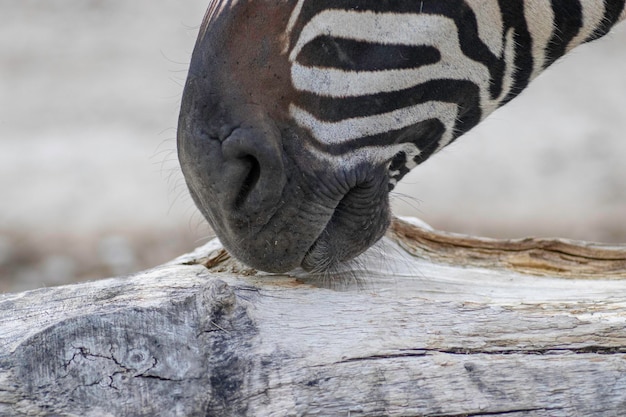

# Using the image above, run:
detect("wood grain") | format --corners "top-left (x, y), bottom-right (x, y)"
top-left (1, 218), bottom-right (625, 416)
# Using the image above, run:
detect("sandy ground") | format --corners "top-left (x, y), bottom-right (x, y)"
top-left (1, 1), bottom-right (625, 291)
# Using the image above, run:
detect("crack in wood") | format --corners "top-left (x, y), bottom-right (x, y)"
top-left (330, 345), bottom-right (626, 365)
top-left (428, 406), bottom-right (564, 417)
top-left (436, 346), bottom-right (626, 355)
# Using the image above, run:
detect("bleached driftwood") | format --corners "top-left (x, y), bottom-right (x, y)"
top-left (1, 217), bottom-right (625, 417)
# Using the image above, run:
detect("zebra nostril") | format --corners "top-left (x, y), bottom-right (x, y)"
top-left (234, 155), bottom-right (262, 209)
top-left (220, 125), bottom-right (286, 219)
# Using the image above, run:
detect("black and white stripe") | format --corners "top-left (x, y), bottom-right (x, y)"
top-left (282, 0), bottom-right (626, 187)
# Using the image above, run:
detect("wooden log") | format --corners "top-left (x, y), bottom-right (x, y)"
top-left (1, 217), bottom-right (625, 416)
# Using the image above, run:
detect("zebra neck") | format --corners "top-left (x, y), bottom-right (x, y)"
top-left (525, 0), bottom-right (625, 79)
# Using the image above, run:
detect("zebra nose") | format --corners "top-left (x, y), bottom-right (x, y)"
top-left (221, 126), bottom-right (286, 221)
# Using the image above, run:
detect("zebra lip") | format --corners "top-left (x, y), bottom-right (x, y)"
top-left (299, 221), bottom-right (372, 273)
top-left (298, 201), bottom-right (350, 273)
top-left (300, 238), bottom-right (326, 273)
top-left (299, 186), bottom-right (391, 273)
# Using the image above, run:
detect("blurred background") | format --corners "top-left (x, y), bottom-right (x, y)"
top-left (1, 1), bottom-right (625, 292)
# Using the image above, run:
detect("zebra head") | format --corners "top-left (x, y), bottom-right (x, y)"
top-left (178, 0), bottom-right (420, 273)
top-left (178, 0), bottom-right (626, 273)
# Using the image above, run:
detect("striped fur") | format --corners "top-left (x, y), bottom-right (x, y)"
top-left (275, 0), bottom-right (626, 187)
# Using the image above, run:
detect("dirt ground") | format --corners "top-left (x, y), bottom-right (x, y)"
top-left (1, 1), bottom-right (625, 291)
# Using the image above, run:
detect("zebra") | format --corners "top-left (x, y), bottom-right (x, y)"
top-left (177, 0), bottom-right (626, 273)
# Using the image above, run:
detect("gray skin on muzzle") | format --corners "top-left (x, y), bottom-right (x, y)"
top-left (177, 2), bottom-right (392, 273)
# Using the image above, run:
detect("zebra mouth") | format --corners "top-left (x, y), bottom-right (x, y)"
top-left (300, 180), bottom-right (391, 273)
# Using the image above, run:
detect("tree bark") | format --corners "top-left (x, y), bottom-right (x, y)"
top-left (1, 217), bottom-right (625, 417)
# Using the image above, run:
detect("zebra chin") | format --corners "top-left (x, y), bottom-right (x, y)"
top-left (225, 200), bottom-right (391, 275)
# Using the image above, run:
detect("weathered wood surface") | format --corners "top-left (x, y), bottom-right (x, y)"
top-left (1, 217), bottom-right (626, 417)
